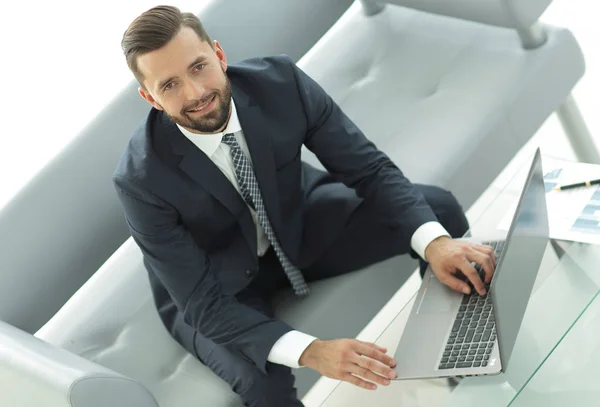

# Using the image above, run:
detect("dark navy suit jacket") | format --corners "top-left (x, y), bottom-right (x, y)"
top-left (113, 55), bottom-right (437, 374)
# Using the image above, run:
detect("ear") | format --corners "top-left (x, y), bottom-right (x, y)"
top-left (213, 40), bottom-right (228, 72)
top-left (138, 87), bottom-right (163, 111)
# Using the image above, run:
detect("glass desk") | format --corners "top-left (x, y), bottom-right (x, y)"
top-left (319, 156), bottom-right (600, 407)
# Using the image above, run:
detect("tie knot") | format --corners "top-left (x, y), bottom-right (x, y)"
top-left (221, 133), bottom-right (237, 147)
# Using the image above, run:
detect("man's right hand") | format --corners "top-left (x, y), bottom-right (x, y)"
top-left (299, 338), bottom-right (397, 390)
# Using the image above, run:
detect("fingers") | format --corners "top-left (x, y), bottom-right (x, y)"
top-left (351, 343), bottom-right (397, 380)
top-left (458, 258), bottom-right (487, 295)
top-left (337, 341), bottom-right (398, 390)
top-left (469, 245), bottom-right (496, 284)
top-left (355, 341), bottom-right (396, 368)
top-left (474, 244), bottom-right (496, 268)
top-left (342, 360), bottom-right (391, 387)
top-left (439, 272), bottom-right (472, 295)
top-left (357, 341), bottom-right (394, 365)
top-left (432, 241), bottom-right (496, 295)
top-left (341, 372), bottom-right (378, 390)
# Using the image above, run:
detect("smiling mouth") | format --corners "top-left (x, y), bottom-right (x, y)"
top-left (187, 95), bottom-right (216, 113)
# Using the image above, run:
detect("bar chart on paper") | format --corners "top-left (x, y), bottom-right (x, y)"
top-left (499, 156), bottom-right (600, 244)
top-left (571, 189), bottom-right (600, 235)
top-left (544, 165), bottom-right (600, 238)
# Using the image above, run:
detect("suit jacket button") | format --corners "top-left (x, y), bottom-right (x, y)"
top-left (245, 270), bottom-right (253, 277)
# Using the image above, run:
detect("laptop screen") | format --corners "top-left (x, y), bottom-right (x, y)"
top-left (490, 148), bottom-right (549, 369)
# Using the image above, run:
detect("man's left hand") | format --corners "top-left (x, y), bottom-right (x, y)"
top-left (424, 236), bottom-right (496, 296)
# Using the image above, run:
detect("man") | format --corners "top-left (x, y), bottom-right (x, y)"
top-left (115, 5), bottom-right (496, 407)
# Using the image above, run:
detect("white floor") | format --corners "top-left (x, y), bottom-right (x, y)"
top-left (303, 0), bottom-right (599, 405)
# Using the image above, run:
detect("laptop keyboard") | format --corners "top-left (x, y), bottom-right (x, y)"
top-left (438, 240), bottom-right (505, 370)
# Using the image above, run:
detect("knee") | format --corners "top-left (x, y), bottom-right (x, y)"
top-left (436, 188), bottom-right (464, 216)
top-left (426, 187), bottom-right (469, 238)
top-left (239, 363), bottom-right (300, 407)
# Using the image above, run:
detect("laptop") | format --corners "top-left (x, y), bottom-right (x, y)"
top-left (393, 148), bottom-right (549, 379)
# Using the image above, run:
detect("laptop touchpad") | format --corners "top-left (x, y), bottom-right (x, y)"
top-left (417, 274), bottom-right (459, 314)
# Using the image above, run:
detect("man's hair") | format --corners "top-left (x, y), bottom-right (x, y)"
top-left (121, 5), bottom-right (213, 87)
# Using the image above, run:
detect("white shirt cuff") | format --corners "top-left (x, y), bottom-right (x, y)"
top-left (267, 330), bottom-right (318, 369)
top-left (411, 221), bottom-right (450, 261)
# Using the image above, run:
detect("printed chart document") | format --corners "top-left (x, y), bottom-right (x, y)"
top-left (499, 156), bottom-right (600, 244)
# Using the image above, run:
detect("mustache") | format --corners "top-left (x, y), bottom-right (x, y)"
top-left (184, 94), bottom-right (217, 112)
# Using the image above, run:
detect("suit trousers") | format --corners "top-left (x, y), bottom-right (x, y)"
top-left (195, 184), bottom-right (470, 407)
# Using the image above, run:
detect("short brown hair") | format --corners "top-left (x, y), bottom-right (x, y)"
top-left (121, 5), bottom-right (213, 87)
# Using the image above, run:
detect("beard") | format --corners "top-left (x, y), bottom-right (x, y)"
top-left (165, 76), bottom-right (233, 133)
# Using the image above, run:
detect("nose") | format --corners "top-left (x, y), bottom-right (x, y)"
top-left (183, 79), bottom-right (206, 104)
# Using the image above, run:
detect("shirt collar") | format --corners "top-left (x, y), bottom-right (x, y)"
top-left (176, 98), bottom-right (242, 157)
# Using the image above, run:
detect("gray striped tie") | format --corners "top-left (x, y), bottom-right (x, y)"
top-left (222, 133), bottom-right (309, 296)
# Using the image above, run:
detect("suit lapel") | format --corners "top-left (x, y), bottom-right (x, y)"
top-left (158, 80), bottom-right (283, 257)
top-left (165, 117), bottom-right (258, 257)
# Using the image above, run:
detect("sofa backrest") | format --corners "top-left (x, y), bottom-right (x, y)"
top-left (378, 0), bottom-right (552, 29)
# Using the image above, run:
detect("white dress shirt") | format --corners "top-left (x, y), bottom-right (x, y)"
top-left (177, 99), bottom-right (449, 369)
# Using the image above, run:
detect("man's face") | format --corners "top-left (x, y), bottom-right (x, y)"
top-left (137, 26), bottom-right (232, 134)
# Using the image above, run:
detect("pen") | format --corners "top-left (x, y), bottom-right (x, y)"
top-left (552, 178), bottom-right (600, 191)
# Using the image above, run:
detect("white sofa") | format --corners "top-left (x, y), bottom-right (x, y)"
top-left (1, 0), bottom-right (595, 406)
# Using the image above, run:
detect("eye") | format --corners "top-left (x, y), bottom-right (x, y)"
top-left (164, 82), bottom-right (174, 91)
top-left (194, 63), bottom-right (205, 72)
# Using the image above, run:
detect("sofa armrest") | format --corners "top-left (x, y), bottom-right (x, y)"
top-left (0, 320), bottom-right (158, 407)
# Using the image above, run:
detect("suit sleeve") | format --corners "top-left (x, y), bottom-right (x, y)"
top-left (113, 176), bottom-right (292, 374)
top-left (290, 59), bottom-right (439, 250)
